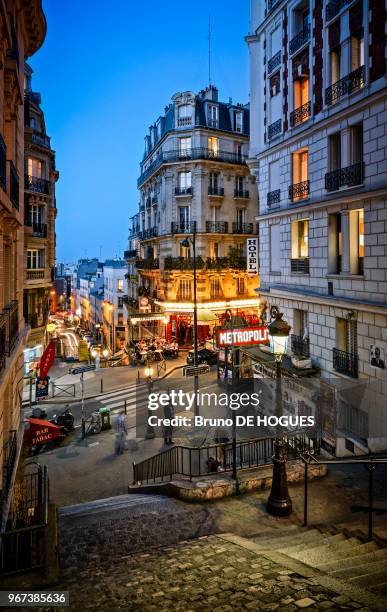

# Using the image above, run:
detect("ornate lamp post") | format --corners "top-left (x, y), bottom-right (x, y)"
top-left (267, 305), bottom-right (292, 517)
top-left (181, 224), bottom-right (199, 415)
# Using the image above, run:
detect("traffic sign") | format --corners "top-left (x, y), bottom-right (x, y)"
top-left (70, 364), bottom-right (96, 375)
top-left (183, 365), bottom-right (210, 377)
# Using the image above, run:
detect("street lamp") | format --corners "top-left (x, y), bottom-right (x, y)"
top-left (144, 366), bottom-right (155, 439)
top-left (267, 305), bottom-right (292, 517)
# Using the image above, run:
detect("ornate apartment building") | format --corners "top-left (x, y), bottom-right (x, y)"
top-left (247, 0), bottom-right (387, 454)
top-left (0, 1), bottom-right (46, 528)
top-left (23, 64), bottom-right (58, 373)
top-left (128, 86), bottom-right (260, 344)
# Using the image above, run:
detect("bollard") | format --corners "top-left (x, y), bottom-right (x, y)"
top-left (100, 378), bottom-right (103, 394)
top-left (124, 399), bottom-right (127, 414)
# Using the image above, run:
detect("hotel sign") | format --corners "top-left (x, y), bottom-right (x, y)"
top-left (246, 238), bottom-right (258, 275)
top-left (218, 326), bottom-right (269, 348)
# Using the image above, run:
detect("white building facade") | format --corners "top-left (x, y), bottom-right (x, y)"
top-left (247, 0), bottom-right (387, 455)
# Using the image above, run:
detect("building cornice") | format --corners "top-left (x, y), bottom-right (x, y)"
top-left (21, 0), bottom-right (47, 57)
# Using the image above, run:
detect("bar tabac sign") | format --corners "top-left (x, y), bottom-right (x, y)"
top-left (246, 238), bottom-right (258, 275)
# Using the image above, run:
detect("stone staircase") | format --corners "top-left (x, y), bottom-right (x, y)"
top-left (251, 523), bottom-right (387, 600)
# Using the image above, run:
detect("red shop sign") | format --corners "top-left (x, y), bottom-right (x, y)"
top-left (217, 326), bottom-right (269, 348)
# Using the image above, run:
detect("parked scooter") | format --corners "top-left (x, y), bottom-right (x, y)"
top-left (31, 405), bottom-right (75, 434)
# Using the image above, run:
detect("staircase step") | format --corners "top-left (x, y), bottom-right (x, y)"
top-left (316, 545), bottom-right (386, 573)
top-left (59, 494), bottom-right (170, 519)
top-left (350, 568), bottom-right (387, 588)
top-left (280, 533), bottom-right (347, 554)
top-left (332, 558), bottom-right (387, 579)
top-left (289, 537), bottom-right (363, 565)
top-left (369, 581), bottom-right (387, 596)
top-left (252, 529), bottom-right (321, 549)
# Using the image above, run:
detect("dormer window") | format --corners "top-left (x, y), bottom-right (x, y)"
top-left (234, 111), bottom-right (243, 133)
top-left (208, 104), bottom-right (218, 128)
top-left (177, 105), bottom-right (192, 127)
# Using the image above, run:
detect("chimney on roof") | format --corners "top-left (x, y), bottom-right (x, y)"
top-left (201, 85), bottom-right (218, 102)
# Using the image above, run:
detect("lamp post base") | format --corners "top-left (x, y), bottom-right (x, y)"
top-left (267, 441), bottom-right (292, 517)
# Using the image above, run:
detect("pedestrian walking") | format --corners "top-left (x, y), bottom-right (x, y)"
top-left (114, 412), bottom-right (128, 455)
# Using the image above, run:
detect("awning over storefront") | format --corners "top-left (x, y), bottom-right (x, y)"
top-left (240, 346), bottom-right (319, 379)
top-left (24, 418), bottom-right (61, 446)
top-left (129, 313), bottom-right (166, 323)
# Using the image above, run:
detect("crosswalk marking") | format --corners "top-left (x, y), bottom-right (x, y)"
top-left (98, 384), bottom-right (149, 413)
top-left (97, 383), bottom-right (145, 400)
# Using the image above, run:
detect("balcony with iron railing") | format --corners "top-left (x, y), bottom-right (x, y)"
top-left (26, 269), bottom-right (46, 281)
top-left (267, 189), bottom-right (281, 208)
top-left (289, 24), bottom-right (310, 55)
top-left (31, 132), bottom-right (51, 148)
top-left (2, 430), bottom-right (17, 502)
top-left (138, 227), bottom-right (158, 240)
top-left (164, 256), bottom-right (247, 271)
top-left (325, 161), bottom-right (364, 191)
top-left (289, 180), bottom-right (310, 202)
top-left (164, 257), bottom-right (205, 271)
top-left (325, 65), bottom-right (365, 106)
top-left (175, 186), bottom-right (193, 196)
top-left (208, 186), bottom-right (224, 197)
top-left (171, 221), bottom-right (197, 234)
top-left (25, 175), bottom-right (50, 195)
top-left (290, 101), bottom-right (311, 127)
top-left (0, 313), bottom-right (6, 373)
top-left (333, 347), bottom-right (358, 378)
top-left (2, 301), bottom-right (19, 357)
top-left (268, 51), bottom-right (281, 74)
top-left (136, 258), bottom-right (159, 270)
top-left (177, 117), bottom-right (192, 127)
top-left (205, 221), bottom-right (228, 233)
top-left (268, 119), bottom-right (281, 140)
top-left (0, 134), bottom-right (6, 192)
top-left (25, 220), bottom-right (48, 238)
top-left (9, 161), bottom-right (19, 210)
top-left (290, 258), bottom-right (310, 274)
top-left (124, 249), bottom-right (138, 259)
top-left (138, 147), bottom-right (247, 186)
top-left (234, 189), bottom-right (249, 199)
top-left (232, 222), bottom-right (254, 234)
top-left (291, 334), bottom-right (310, 358)
top-left (326, 0), bottom-right (348, 21)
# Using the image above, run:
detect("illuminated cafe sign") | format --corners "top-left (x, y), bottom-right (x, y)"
top-left (218, 326), bottom-right (269, 348)
top-left (246, 238), bottom-right (258, 276)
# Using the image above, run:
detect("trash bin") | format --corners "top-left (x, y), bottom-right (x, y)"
top-left (99, 406), bottom-right (111, 430)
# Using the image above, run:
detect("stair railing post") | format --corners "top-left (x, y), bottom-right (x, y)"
top-left (303, 459), bottom-right (308, 527)
top-left (368, 458), bottom-right (375, 542)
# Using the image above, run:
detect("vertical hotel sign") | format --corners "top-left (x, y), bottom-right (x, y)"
top-left (246, 238), bottom-right (258, 275)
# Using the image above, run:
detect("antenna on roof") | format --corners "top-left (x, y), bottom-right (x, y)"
top-left (208, 16), bottom-right (212, 86)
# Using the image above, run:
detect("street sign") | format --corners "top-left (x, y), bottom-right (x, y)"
top-left (183, 365), bottom-right (210, 377)
top-left (70, 364), bottom-right (96, 375)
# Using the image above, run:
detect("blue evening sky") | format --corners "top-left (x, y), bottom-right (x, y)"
top-left (30, 1), bottom-right (250, 262)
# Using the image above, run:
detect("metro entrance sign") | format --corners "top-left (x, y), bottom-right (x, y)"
top-left (218, 326), bottom-right (269, 348)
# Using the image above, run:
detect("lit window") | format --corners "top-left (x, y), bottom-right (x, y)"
top-left (117, 279), bottom-right (124, 292)
top-left (208, 136), bottom-right (219, 157)
top-left (179, 279), bottom-right (192, 300)
top-left (28, 157), bottom-right (42, 178)
top-left (291, 219), bottom-right (309, 259)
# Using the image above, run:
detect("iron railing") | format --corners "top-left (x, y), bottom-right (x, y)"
top-left (133, 434), bottom-right (318, 484)
top-left (267, 189), bottom-right (280, 208)
top-left (291, 258), bottom-right (310, 274)
top-left (268, 119), bottom-right (281, 140)
top-left (268, 51), bottom-right (281, 74)
top-left (3, 301), bottom-right (18, 355)
top-left (0, 134), bottom-right (6, 192)
top-left (205, 221), bottom-right (228, 233)
top-left (232, 222), bottom-right (254, 234)
top-left (138, 147), bottom-right (247, 186)
top-left (234, 189), bottom-right (249, 198)
top-left (289, 24), bottom-right (310, 55)
top-left (333, 347), bottom-right (358, 378)
top-left (136, 258), bottom-right (159, 270)
top-left (164, 256), bottom-right (247, 271)
top-left (26, 221), bottom-right (48, 237)
top-left (207, 119), bottom-right (219, 129)
top-left (325, 161), bottom-right (364, 191)
top-left (171, 221), bottom-right (197, 234)
top-left (326, 0), bottom-right (347, 21)
top-left (31, 133), bottom-right (51, 148)
top-left (290, 101), bottom-right (311, 127)
top-left (289, 180), bottom-right (310, 201)
top-left (9, 161), bottom-right (19, 209)
top-left (208, 186), bottom-right (224, 196)
top-left (164, 257), bottom-right (205, 271)
top-left (325, 65), bottom-right (365, 106)
top-left (124, 249), bottom-right (138, 259)
top-left (138, 227), bottom-right (158, 240)
top-left (291, 334), bottom-right (310, 357)
top-left (2, 431), bottom-right (17, 501)
top-left (175, 186), bottom-right (192, 196)
top-left (25, 175), bottom-right (49, 195)
top-left (0, 313), bottom-right (5, 372)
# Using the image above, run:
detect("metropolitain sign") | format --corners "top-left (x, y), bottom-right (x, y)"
top-left (218, 326), bottom-right (269, 347)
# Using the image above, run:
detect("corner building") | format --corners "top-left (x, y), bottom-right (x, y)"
top-left (131, 86), bottom-right (260, 344)
top-left (247, 0), bottom-right (387, 455)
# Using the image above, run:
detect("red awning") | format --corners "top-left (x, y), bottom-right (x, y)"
top-left (24, 418), bottom-right (61, 446)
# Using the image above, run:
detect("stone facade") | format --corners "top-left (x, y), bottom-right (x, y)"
top-left (247, 0), bottom-right (387, 455)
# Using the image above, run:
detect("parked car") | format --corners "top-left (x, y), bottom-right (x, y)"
top-left (186, 348), bottom-right (218, 366)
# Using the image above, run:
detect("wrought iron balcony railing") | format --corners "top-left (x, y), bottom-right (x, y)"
top-left (31, 132), bottom-right (51, 148)
top-left (136, 258), bottom-right (159, 270)
top-left (232, 222), bottom-right (254, 234)
top-left (0, 312), bottom-right (6, 372)
top-left (25, 175), bottom-right (50, 195)
top-left (164, 256), bottom-right (247, 271)
top-left (289, 24), bottom-right (310, 55)
top-left (333, 347), bottom-right (358, 378)
top-left (175, 186), bottom-right (192, 196)
top-left (325, 161), bottom-right (364, 191)
top-left (138, 227), bottom-right (158, 240)
top-left (267, 189), bottom-right (280, 208)
top-left (268, 119), bottom-right (281, 140)
top-left (268, 51), bottom-right (281, 74)
top-left (171, 221), bottom-right (197, 234)
top-left (138, 147), bottom-right (247, 186)
top-left (326, 0), bottom-right (347, 21)
top-left (234, 189), bottom-right (249, 199)
top-left (207, 119), bottom-right (219, 129)
top-left (205, 221), bottom-right (229, 233)
top-left (0, 134), bottom-right (6, 192)
top-left (3, 430), bottom-right (17, 500)
top-left (290, 258), bottom-right (310, 274)
top-left (291, 334), bottom-right (310, 358)
top-left (124, 249), bottom-right (138, 259)
top-left (289, 180), bottom-right (310, 202)
top-left (290, 101), bottom-right (311, 127)
top-left (3, 301), bottom-right (19, 355)
top-left (325, 65), bottom-right (365, 106)
top-left (208, 186), bottom-right (224, 196)
top-left (25, 220), bottom-right (48, 237)
top-left (164, 257), bottom-right (205, 271)
top-left (9, 161), bottom-right (19, 209)
top-left (206, 256), bottom-right (247, 271)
